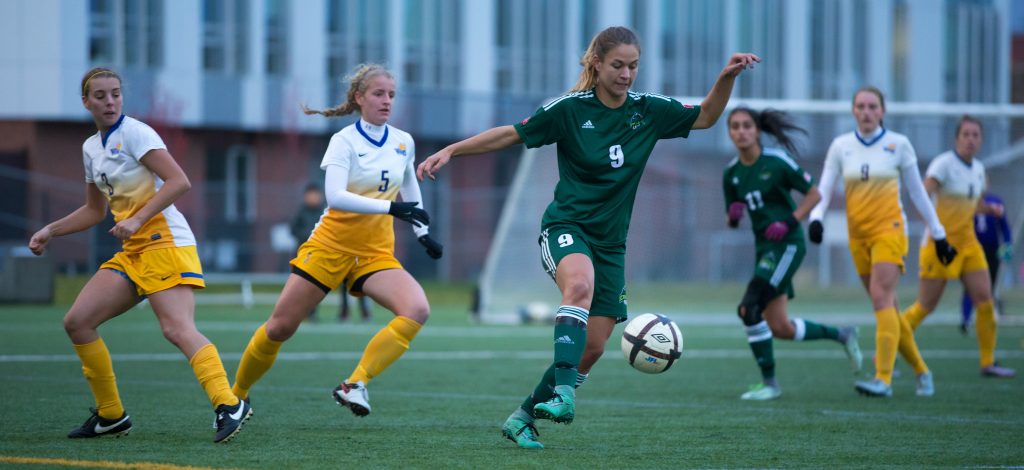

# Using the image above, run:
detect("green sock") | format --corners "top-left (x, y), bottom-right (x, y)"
top-left (792, 318), bottom-right (840, 341)
top-left (552, 306), bottom-right (588, 387)
top-left (520, 364), bottom-right (557, 414)
top-left (746, 321), bottom-right (775, 380)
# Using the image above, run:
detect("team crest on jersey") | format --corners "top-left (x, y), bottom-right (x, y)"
top-left (395, 143), bottom-right (407, 156)
top-left (760, 172), bottom-right (771, 180)
top-left (883, 143), bottom-right (897, 154)
top-left (732, 176), bottom-right (739, 185)
top-left (110, 143), bottom-right (122, 156)
top-left (628, 112), bottom-right (645, 130)
top-left (757, 252), bottom-right (777, 271)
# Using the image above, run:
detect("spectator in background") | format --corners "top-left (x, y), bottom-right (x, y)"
top-left (961, 192), bottom-right (1013, 333)
top-left (290, 183), bottom-right (371, 322)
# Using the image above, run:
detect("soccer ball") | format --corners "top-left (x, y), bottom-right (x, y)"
top-left (518, 301), bottom-right (554, 324)
top-left (621, 313), bottom-right (683, 374)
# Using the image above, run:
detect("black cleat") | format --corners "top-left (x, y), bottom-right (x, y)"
top-left (214, 398), bottom-right (253, 443)
top-left (68, 408), bottom-right (132, 438)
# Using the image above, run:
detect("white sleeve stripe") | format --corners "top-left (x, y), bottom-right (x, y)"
top-left (763, 149), bottom-right (800, 171)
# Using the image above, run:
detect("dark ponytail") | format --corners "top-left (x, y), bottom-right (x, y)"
top-left (729, 107), bottom-right (807, 157)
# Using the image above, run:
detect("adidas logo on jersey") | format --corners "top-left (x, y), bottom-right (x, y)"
top-left (555, 335), bottom-right (574, 344)
top-left (581, 120), bottom-right (595, 129)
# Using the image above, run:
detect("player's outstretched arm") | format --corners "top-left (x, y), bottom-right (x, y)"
top-left (417, 125), bottom-right (523, 181)
top-left (693, 53), bottom-right (761, 130)
top-left (29, 184), bottom-right (108, 255)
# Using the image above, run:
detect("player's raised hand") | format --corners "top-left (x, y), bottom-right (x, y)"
top-left (417, 149), bottom-right (453, 181)
top-left (28, 227), bottom-right (53, 256)
top-left (722, 53), bottom-right (761, 78)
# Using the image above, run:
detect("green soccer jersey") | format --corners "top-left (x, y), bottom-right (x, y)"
top-left (514, 90), bottom-right (701, 246)
top-left (722, 149), bottom-right (815, 245)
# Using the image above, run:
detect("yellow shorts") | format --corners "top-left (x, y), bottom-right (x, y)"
top-left (100, 245), bottom-right (205, 296)
top-left (290, 240), bottom-right (402, 296)
top-left (848, 232), bottom-right (908, 277)
top-left (919, 239), bottom-right (988, 279)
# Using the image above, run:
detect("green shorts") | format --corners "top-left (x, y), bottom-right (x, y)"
top-left (539, 225), bottom-right (627, 322)
top-left (753, 241), bottom-right (805, 299)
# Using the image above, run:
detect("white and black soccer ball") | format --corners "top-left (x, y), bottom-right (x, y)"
top-left (621, 313), bottom-right (683, 374)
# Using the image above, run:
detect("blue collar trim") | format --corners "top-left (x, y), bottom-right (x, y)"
top-left (854, 127), bottom-right (886, 147)
top-left (952, 150), bottom-right (973, 168)
top-left (101, 114), bottom-right (126, 147)
top-left (356, 120), bottom-right (388, 147)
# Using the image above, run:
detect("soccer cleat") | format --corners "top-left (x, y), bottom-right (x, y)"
top-left (68, 408), bottom-right (132, 438)
top-left (839, 326), bottom-right (863, 374)
top-left (740, 383), bottom-right (782, 401)
top-left (214, 398), bottom-right (253, 443)
top-left (981, 363), bottom-right (1016, 378)
top-left (213, 396), bottom-right (251, 429)
top-left (333, 381), bottom-right (371, 417)
top-left (915, 371), bottom-right (934, 397)
top-left (533, 385), bottom-right (575, 424)
top-left (501, 413), bottom-right (543, 449)
top-left (958, 322), bottom-right (969, 336)
top-left (855, 378), bottom-right (893, 397)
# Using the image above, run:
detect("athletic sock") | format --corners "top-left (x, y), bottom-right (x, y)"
top-left (790, 318), bottom-right (840, 341)
top-left (73, 338), bottom-right (124, 419)
top-left (976, 300), bottom-right (997, 368)
top-left (190, 343), bottom-right (239, 409)
top-left (746, 320), bottom-right (775, 380)
top-left (575, 372), bottom-right (589, 389)
top-left (520, 364), bottom-right (557, 416)
top-left (902, 302), bottom-right (929, 330)
top-left (347, 316), bottom-right (422, 384)
top-left (874, 307), bottom-right (900, 384)
top-left (552, 306), bottom-right (588, 388)
top-left (232, 324), bottom-right (283, 399)
top-left (896, 313), bottom-right (929, 375)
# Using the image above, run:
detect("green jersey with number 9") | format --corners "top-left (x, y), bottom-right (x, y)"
top-left (514, 90), bottom-right (701, 247)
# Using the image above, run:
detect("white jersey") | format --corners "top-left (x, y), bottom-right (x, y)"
top-left (82, 115), bottom-right (196, 252)
top-left (924, 150), bottom-right (986, 247)
top-left (811, 128), bottom-right (944, 240)
top-left (313, 120), bottom-right (417, 256)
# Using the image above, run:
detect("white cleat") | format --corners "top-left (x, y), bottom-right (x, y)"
top-left (333, 381), bottom-right (371, 417)
top-left (916, 371), bottom-right (934, 397)
top-left (855, 378), bottom-right (893, 397)
top-left (740, 383), bottom-right (781, 401)
top-left (839, 326), bottom-right (863, 374)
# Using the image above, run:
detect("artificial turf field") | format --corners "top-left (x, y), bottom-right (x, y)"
top-left (1, 283), bottom-right (1022, 469)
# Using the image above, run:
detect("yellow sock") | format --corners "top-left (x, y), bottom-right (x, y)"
top-left (976, 300), bottom-right (997, 368)
top-left (874, 307), bottom-right (899, 385)
top-left (347, 316), bottom-right (422, 384)
top-left (189, 343), bottom-right (239, 409)
top-left (902, 301), bottom-right (929, 330)
top-left (897, 313), bottom-right (929, 375)
top-left (73, 338), bottom-right (124, 419)
top-left (232, 324), bottom-right (283, 399)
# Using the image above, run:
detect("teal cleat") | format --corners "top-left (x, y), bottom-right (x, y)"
top-left (839, 326), bottom-right (863, 374)
top-left (501, 413), bottom-right (543, 449)
top-left (533, 385), bottom-right (575, 424)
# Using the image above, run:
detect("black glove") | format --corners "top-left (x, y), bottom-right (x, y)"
top-left (808, 220), bottom-right (823, 244)
top-left (418, 235), bottom-right (443, 259)
top-left (388, 201), bottom-right (430, 227)
top-left (934, 238), bottom-right (958, 266)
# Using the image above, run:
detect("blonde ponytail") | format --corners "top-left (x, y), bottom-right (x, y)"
top-left (303, 63), bottom-right (394, 117)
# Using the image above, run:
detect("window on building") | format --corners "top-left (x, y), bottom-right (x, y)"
top-left (265, 0), bottom-right (289, 76)
top-left (89, 0), bottom-right (163, 67)
top-left (326, 0), bottom-right (389, 102)
top-left (946, 1), bottom-right (1002, 102)
top-left (203, 0), bottom-right (249, 74)
top-left (495, 0), bottom-right (567, 97)
top-left (403, 0), bottom-right (461, 91)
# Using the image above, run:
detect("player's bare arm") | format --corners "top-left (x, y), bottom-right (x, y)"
top-left (108, 149), bottom-right (190, 240)
top-left (417, 125), bottom-right (523, 181)
top-left (693, 53), bottom-right (761, 130)
top-left (28, 184), bottom-right (108, 255)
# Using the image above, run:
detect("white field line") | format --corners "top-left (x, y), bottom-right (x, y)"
top-left (2, 348), bottom-right (1022, 363)
top-left (1, 374), bottom-right (1020, 427)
